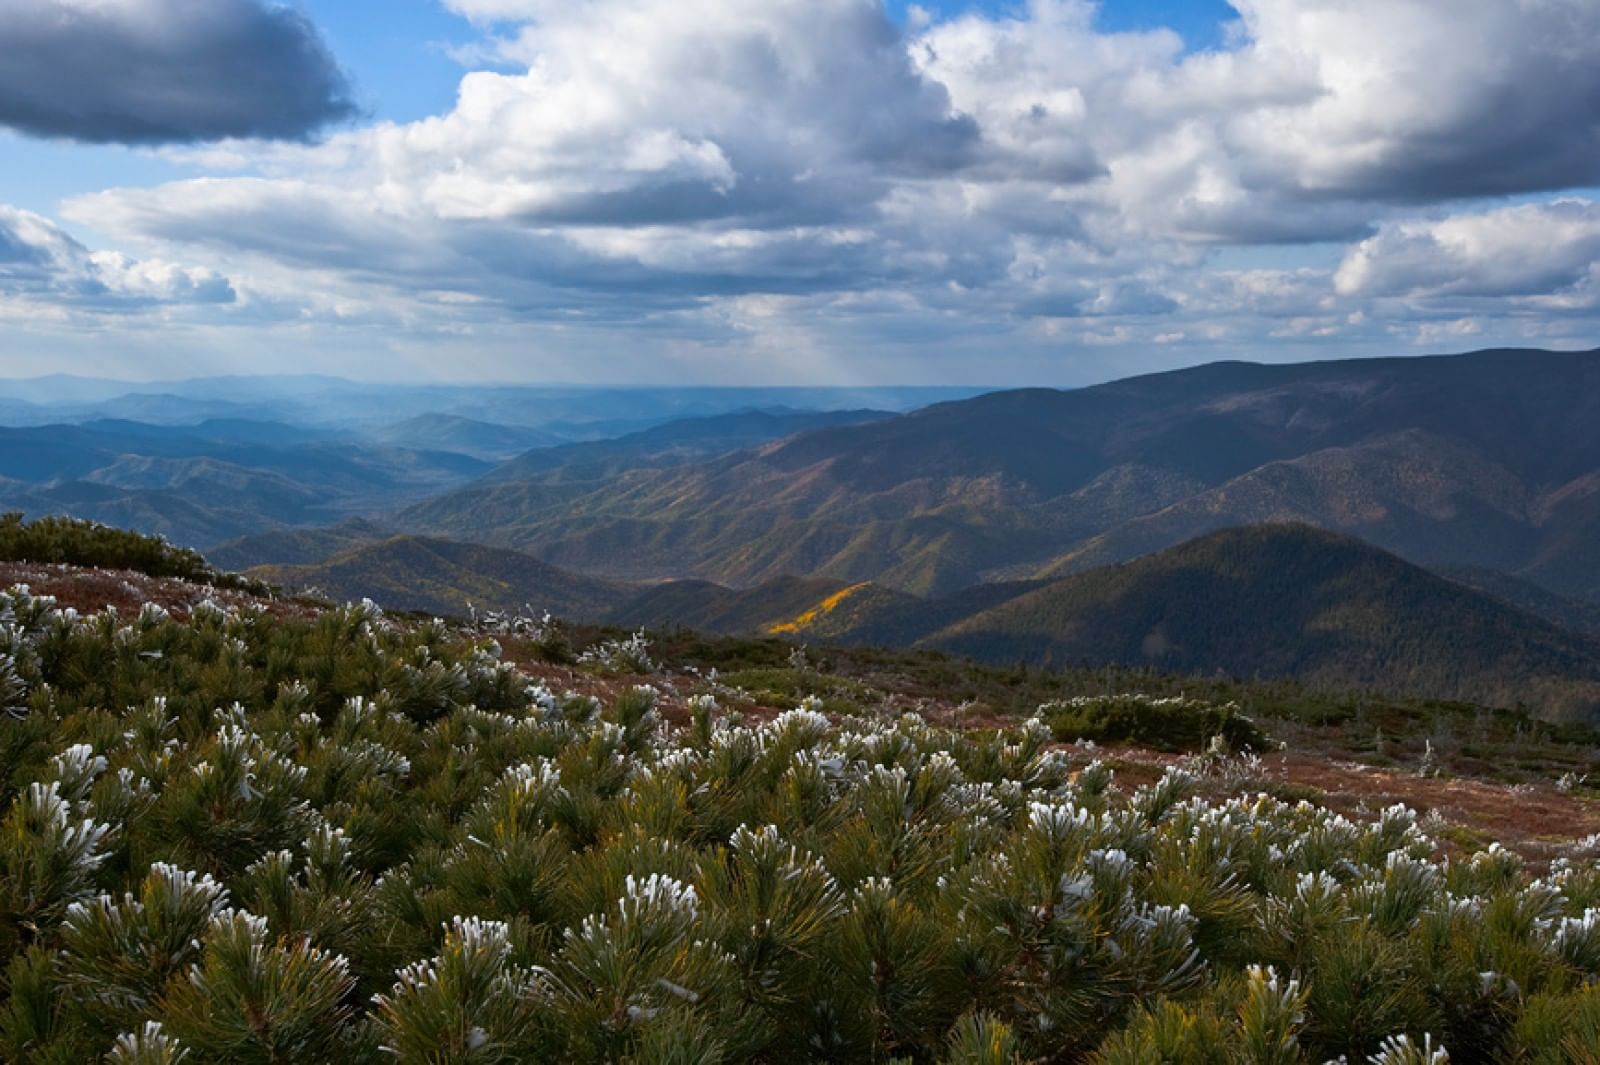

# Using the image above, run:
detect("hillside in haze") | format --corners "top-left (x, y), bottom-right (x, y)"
top-left (12, 348), bottom-right (1600, 720)
top-left (0, 375), bottom-right (968, 434)
top-left (0, 405), bottom-right (899, 555)
top-left (368, 414), bottom-right (563, 461)
top-left (399, 347), bottom-right (1600, 601)
top-left (482, 407), bottom-right (892, 483)
top-left (0, 420), bottom-right (488, 546)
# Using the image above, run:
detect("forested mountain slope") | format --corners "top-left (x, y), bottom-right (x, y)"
top-left (610, 524), bottom-right (1600, 721)
top-left (403, 347), bottom-right (1600, 599)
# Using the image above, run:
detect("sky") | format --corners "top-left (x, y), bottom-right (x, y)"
top-left (0, 0), bottom-right (1598, 386)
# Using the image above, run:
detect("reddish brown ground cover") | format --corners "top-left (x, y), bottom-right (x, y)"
top-left (0, 561), bottom-right (321, 620)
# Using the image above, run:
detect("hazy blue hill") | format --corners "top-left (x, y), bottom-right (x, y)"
top-left (11, 486), bottom-right (285, 545)
top-left (0, 396), bottom-right (51, 426)
top-left (80, 417), bottom-right (349, 447)
top-left (0, 419), bottom-right (494, 551)
top-left (0, 375), bottom-right (976, 432)
top-left (481, 407), bottom-right (895, 483)
top-left (82, 456), bottom-right (325, 517)
top-left (0, 426), bottom-right (123, 481)
top-left (76, 392), bottom-right (266, 425)
top-left (368, 413), bottom-right (563, 460)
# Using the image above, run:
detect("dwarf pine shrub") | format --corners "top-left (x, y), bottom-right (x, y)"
top-left (580, 630), bottom-right (656, 676)
top-left (2, 581), bottom-right (1600, 1061)
top-left (0, 514), bottom-right (270, 595)
top-left (1041, 693), bottom-right (1269, 752)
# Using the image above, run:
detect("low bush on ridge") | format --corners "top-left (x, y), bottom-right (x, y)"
top-left (2, 584), bottom-right (1599, 1062)
top-left (1041, 693), bottom-right (1271, 752)
top-left (0, 513), bottom-right (271, 595)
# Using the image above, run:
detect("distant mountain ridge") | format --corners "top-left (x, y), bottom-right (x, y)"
top-left (369, 414), bottom-right (562, 461)
top-left (400, 347), bottom-right (1600, 601)
top-left (479, 407), bottom-right (893, 483)
top-left (0, 406), bottom-right (901, 558)
top-left (13, 348), bottom-right (1600, 720)
top-left (0, 420), bottom-right (490, 546)
top-left (0, 374), bottom-right (977, 431)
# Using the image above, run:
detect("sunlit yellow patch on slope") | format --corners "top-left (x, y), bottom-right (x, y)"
top-left (767, 582), bottom-right (871, 635)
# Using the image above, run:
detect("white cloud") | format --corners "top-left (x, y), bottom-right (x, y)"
top-left (1336, 200), bottom-right (1600, 299)
top-left (19, 0), bottom-right (1600, 378)
top-left (0, 204), bottom-right (235, 312)
top-left (916, 0), bottom-right (1600, 241)
top-left (1219, 0), bottom-right (1600, 200)
top-left (363, 0), bottom-right (978, 230)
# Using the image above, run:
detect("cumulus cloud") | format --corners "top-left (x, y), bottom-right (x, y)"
top-left (0, 0), bottom-right (355, 144)
top-left (917, 0), bottom-right (1600, 241)
top-left (1219, 0), bottom-right (1600, 201)
top-left (1336, 200), bottom-right (1600, 299)
top-left (25, 0), bottom-right (1600, 377)
top-left (0, 204), bottom-right (236, 310)
top-left (372, 0), bottom-right (978, 230)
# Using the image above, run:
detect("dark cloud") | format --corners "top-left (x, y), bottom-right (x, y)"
top-left (1274, 66), bottom-right (1600, 205)
top-left (0, 0), bottom-right (356, 144)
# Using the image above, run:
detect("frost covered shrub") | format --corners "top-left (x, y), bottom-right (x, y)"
top-left (1041, 692), bottom-right (1268, 752)
top-left (467, 606), bottom-right (573, 664)
top-left (3, 590), bottom-right (1600, 1062)
top-left (579, 629), bottom-right (656, 675)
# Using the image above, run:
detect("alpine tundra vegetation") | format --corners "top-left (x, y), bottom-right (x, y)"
top-left (3, 557), bottom-right (1600, 1063)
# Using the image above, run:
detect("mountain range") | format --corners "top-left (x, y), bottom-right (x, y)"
top-left (11, 346), bottom-right (1600, 720)
top-left (243, 520), bottom-right (1600, 719)
top-left (399, 347), bottom-right (1600, 602)
top-left (0, 407), bottom-right (898, 551)
top-left (828, 524), bottom-right (1600, 720)
top-left (0, 419), bottom-right (491, 545)
top-left (0, 374), bottom-right (970, 433)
